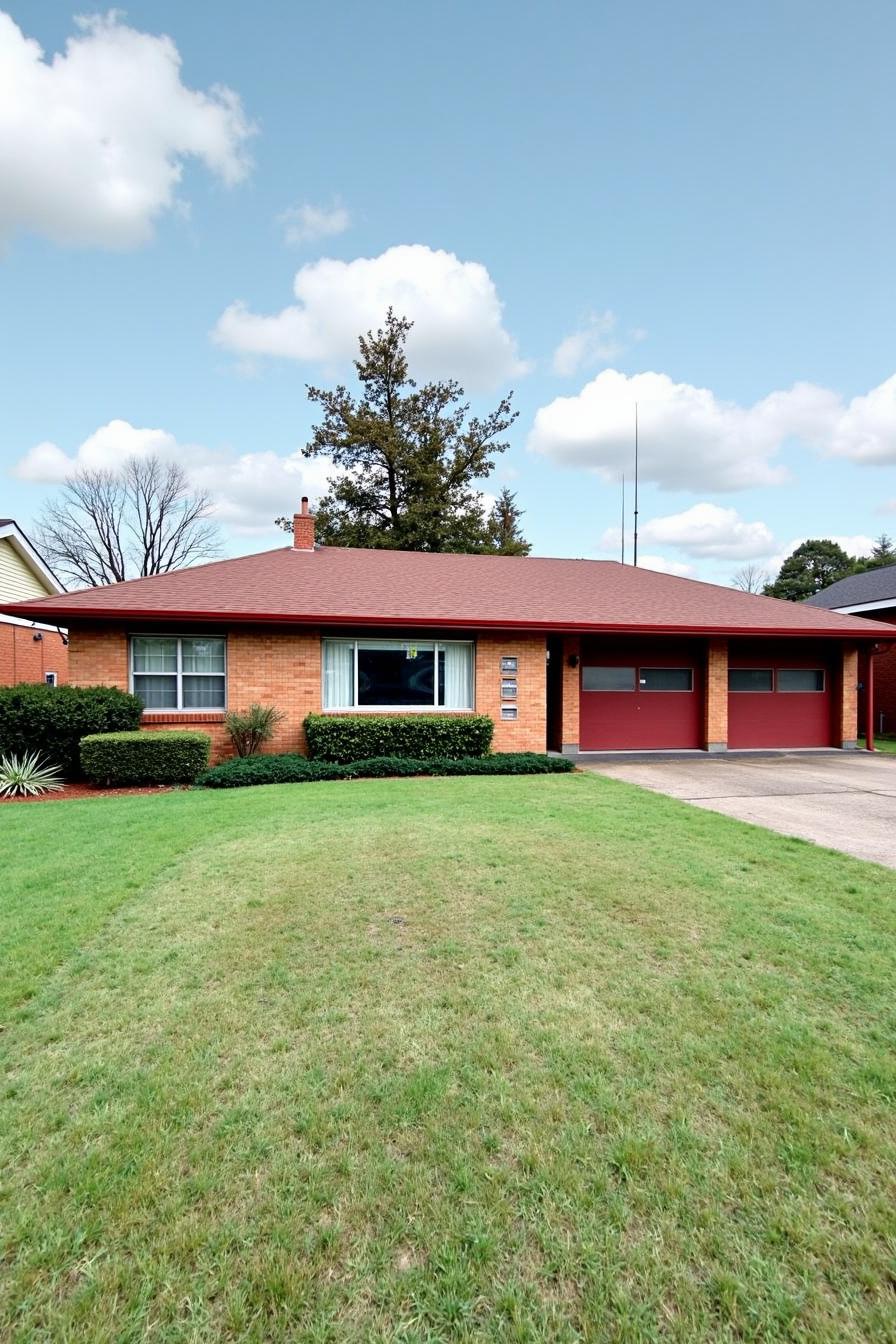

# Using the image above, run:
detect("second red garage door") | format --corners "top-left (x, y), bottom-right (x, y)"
top-left (579, 639), bottom-right (704, 750)
top-left (727, 641), bottom-right (835, 748)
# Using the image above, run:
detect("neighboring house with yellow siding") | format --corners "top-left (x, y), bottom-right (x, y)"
top-left (0, 519), bottom-right (68, 685)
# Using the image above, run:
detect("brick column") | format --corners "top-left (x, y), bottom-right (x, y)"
top-left (840, 644), bottom-right (858, 749)
top-left (561, 635), bottom-right (580, 755)
top-left (704, 638), bottom-right (728, 752)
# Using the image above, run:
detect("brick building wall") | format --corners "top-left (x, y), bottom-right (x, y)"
top-left (560, 635), bottom-right (580, 752)
top-left (68, 624), bottom-right (548, 762)
top-left (68, 623), bottom-right (321, 762)
top-left (704, 639), bottom-right (728, 751)
top-left (0, 621), bottom-right (69, 686)
top-left (840, 645), bottom-right (858, 747)
top-left (474, 635), bottom-right (547, 753)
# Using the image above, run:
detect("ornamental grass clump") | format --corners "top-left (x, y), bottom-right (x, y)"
top-left (0, 751), bottom-right (64, 799)
top-left (224, 703), bottom-right (286, 757)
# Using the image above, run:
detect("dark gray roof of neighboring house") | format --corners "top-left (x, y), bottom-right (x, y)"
top-left (806, 563), bottom-right (896, 609)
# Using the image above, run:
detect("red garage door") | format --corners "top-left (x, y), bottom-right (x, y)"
top-left (728, 645), bottom-right (834, 748)
top-left (579, 640), bottom-right (704, 750)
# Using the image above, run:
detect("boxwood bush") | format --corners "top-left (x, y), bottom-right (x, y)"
top-left (0, 683), bottom-right (141, 777)
top-left (304, 713), bottom-right (494, 763)
top-left (81, 730), bottom-right (211, 786)
top-left (196, 752), bottom-right (573, 789)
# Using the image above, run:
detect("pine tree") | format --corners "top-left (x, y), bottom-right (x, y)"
top-left (279, 310), bottom-right (525, 554)
top-left (486, 488), bottom-right (531, 556)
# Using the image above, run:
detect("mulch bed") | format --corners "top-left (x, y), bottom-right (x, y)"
top-left (0, 782), bottom-right (176, 805)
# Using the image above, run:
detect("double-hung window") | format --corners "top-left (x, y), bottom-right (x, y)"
top-left (323, 638), bottom-right (474, 710)
top-left (131, 636), bottom-right (226, 710)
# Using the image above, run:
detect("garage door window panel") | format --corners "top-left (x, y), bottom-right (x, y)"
top-left (582, 666), bottom-right (635, 691)
top-left (729, 668), bottom-right (773, 693)
top-left (778, 669), bottom-right (825, 692)
top-left (639, 668), bottom-right (693, 692)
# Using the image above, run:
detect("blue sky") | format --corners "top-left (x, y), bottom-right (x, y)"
top-left (2, 0), bottom-right (895, 584)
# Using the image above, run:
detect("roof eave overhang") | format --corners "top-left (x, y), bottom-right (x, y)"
top-left (5, 605), bottom-right (895, 641)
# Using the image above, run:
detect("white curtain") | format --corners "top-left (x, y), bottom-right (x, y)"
top-left (323, 641), bottom-right (354, 708)
top-left (443, 643), bottom-right (473, 709)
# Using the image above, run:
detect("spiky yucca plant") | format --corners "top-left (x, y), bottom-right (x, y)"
top-left (0, 751), bottom-right (64, 798)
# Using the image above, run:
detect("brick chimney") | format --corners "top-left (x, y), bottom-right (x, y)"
top-left (292, 496), bottom-right (315, 550)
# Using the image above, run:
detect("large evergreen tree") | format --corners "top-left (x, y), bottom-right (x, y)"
top-left (855, 533), bottom-right (896, 573)
top-left (485, 488), bottom-right (531, 556)
top-left (763, 539), bottom-right (856, 601)
top-left (278, 310), bottom-right (525, 553)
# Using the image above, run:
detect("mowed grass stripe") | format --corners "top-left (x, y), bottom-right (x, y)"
top-left (1, 774), bottom-right (894, 1342)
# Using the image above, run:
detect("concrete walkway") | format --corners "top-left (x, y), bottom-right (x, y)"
top-left (582, 752), bottom-right (896, 869)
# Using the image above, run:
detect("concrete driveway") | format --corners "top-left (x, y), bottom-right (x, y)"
top-left (585, 752), bottom-right (896, 868)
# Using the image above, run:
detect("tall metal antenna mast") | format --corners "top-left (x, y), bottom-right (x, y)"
top-left (620, 474), bottom-right (625, 564)
top-left (633, 402), bottom-right (639, 567)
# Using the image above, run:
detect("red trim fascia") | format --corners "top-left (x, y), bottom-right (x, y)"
top-left (10, 605), bottom-right (896, 641)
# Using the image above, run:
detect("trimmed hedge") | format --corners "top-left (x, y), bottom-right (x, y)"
top-left (304, 713), bottom-right (494, 763)
top-left (80, 730), bottom-right (211, 786)
top-left (0, 683), bottom-right (141, 777)
top-left (196, 752), bottom-right (574, 789)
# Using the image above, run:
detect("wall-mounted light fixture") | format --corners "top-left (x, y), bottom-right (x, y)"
top-left (32, 631), bottom-right (43, 642)
top-left (567, 653), bottom-right (579, 668)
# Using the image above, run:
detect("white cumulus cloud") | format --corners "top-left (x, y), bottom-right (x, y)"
top-left (213, 244), bottom-right (528, 391)
top-left (278, 201), bottom-right (350, 245)
top-left (634, 554), bottom-right (696, 578)
top-left (600, 503), bottom-right (776, 561)
top-left (530, 367), bottom-right (896, 492)
top-left (552, 311), bottom-right (624, 377)
top-left (13, 419), bottom-right (331, 536)
top-left (821, 374), bottom-right (896, 464)
top-left (0, 10), bottom-right (254, 248)
top-left (527, 369), bottom-right (843, 491)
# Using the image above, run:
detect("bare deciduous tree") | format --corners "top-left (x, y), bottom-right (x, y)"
top-left (731, 563), bottom-right (771, 594)
top-left (37, 456), bottom-right (221, 588)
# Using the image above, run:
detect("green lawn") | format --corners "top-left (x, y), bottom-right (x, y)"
top-left (2, 775), bottom-right (895, 1342)
top-left (858, 734), bottom-right (896, 755)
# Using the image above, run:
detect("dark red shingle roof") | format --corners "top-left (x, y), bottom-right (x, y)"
top-left (3, 545), bottom-right (895, 639)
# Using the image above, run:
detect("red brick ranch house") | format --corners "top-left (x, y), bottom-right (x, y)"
top-left (5, 501), bottom-right (895, 762)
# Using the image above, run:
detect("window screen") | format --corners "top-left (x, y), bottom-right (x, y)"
top-left (639, 667), bottom-right (693, 692)
top-left (582, 666), bottom-right (635, 691)
top-left (729, 668), bottom-right (773, 693)
top-left (778, 668), bottom-right (825, 692)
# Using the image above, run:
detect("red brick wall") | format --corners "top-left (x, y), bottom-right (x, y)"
top-left (705, 638), bottom-right (728, 749)
top-left (840, 645), bottom-right (858, 745)
top-left (0, 621), bottom-right (69, 686)
top-left (68, 624), bottom-right (548, 761)
top-left (474, 635), bottom-right (547, 752)
top-left (68, 624), bottom-right (321, 763)
top-left (560, 635), bottom-right (580, 751)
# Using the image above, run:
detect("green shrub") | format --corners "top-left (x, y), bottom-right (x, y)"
top-left (304, 713), bottom-right (494, 763)
top-left (0, 683), bottom-right (141, 778)
top-left (196, 751), bottom-right (573, 789)
top-left (194, 754), bottom-right (342, 789)
top-left (224, 703), bottom-right (286, 756)
top-left (80, 731), bottom-right (211, 786)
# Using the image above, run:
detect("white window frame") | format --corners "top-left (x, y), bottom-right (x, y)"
top-left (322, 637), bottom-right (475, 712)
top-left (129, 634), bottom-right (228, 712)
